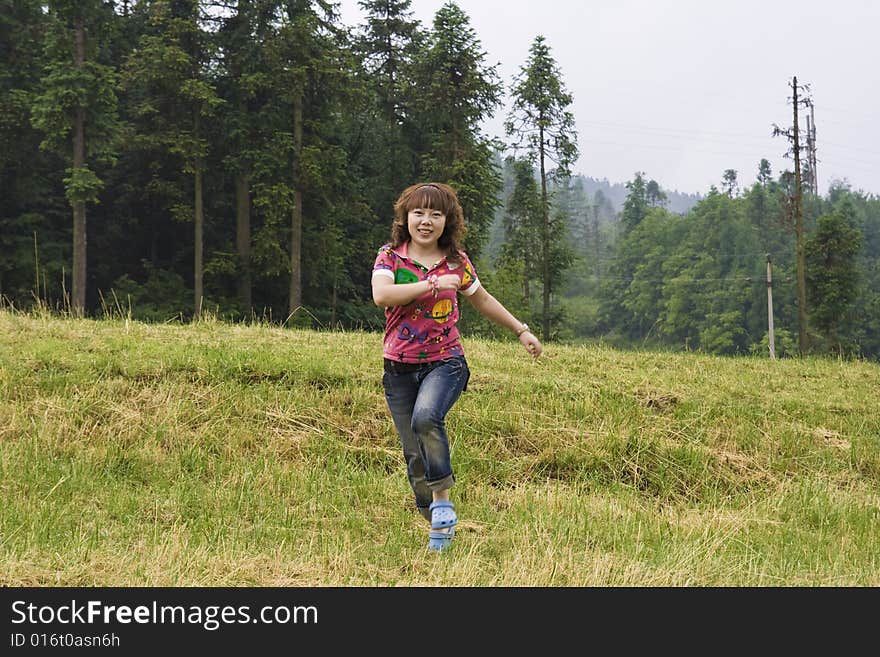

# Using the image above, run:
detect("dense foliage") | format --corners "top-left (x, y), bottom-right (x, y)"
top-left (2, 0), bottom-right (878, 358)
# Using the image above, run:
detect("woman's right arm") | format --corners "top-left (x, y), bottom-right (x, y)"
top-left (372, 274), bottom-right (460, 308)
top-left (371, 276), bottom-right (430, 308)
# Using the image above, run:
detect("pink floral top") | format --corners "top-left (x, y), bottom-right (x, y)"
top-left (372, 241), bottom-right (480, 363)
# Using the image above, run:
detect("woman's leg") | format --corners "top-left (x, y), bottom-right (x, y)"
top-left (410, 357), bottom-right (470, 539)
top-left (410, 356), bottom-right (470, 490)
top-left (383, 370), bottom-right (433, 521)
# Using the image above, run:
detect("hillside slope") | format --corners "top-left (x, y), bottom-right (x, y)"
top-left (1, 311), bottom-right (878, 585)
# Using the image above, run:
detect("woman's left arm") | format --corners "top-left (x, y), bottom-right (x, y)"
top-left (465, 286), bottom-right (542, 358)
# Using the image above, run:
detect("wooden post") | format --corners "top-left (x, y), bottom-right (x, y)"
top-left (766, 254), bottom-right (775, 360)
top-left (792, 76), bottom-right (808, 356)
top-left (810, 103), bottom-right (818, 194)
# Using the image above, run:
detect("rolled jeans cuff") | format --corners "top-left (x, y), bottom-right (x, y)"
top-left (426, 473), bottom-right (455, 492)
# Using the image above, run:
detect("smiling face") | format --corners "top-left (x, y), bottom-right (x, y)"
top-left (407, 207), bottom-right (447, 250)
top-left (391, 183), bottom-right (464, 258)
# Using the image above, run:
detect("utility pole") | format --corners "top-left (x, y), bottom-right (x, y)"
top-left (804, 104), bottom-right (819, 196)
top-left (791, 77), bottom-right (808, 357)
top-left (766, 254), bottom-right (775, 360)
top-left (805, 113), bottom-right (814, 194)
top-left (810, 103), bottom-right (818, 195)
top-left (772, 76), bottom-right (812, 356)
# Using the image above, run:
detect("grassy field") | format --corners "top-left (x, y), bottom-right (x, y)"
top-left (1, 309), bottom-right (878, 586)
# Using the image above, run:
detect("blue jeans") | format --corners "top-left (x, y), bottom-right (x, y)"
top-left (382, 356), bottom-right (470, 521)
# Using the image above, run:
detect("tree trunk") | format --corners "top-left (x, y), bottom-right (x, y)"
top-left (235, 172), bottom-right (252, 314)
top-left (231, 1), bottom-right (251, 317)
top-left (331, 277), bottom-right (337, 328)
top-left (288, 92), bottom-right (303, 316)
top-left (194, 159), bottom-right (204, 318)
top-left (194, 107), bottom-right (204, 317)
top-left (792, 77), bottom-right (809, 356)
top-left (72, 17), bottom-right (87, 316)
top-left (539, 123), bottom-right (550, 342)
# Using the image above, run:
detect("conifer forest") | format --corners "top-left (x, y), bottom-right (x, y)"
top-left (2, 0), bottom-right (878, 359)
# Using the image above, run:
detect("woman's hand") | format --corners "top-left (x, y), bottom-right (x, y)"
top-left (519, 331), bottom-right (542, 359)
top-left (435, 273), bottom-right (461, 291)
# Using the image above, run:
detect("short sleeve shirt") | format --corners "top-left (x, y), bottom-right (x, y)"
top-left (372, 241), bottom-right (480, 363)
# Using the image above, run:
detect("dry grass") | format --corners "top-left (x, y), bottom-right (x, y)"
top-left (1, 310), bottom-right (879, 586)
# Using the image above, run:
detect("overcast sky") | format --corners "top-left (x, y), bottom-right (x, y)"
top-left (337, 0), bottom-right (879, 197)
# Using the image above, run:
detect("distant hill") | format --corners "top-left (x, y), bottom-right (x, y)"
top-left (484, 171), bottom-right (703, 263)
top-left (575, 175), bottom-right (703, 215)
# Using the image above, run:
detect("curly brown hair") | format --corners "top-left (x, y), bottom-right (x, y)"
top-left (391, 182), bottom-right (467, 264)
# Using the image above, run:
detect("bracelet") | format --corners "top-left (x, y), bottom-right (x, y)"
top-left (515, 322), bottom-right (530, 337)
top-left (427, 274), bottom-right (439, 298)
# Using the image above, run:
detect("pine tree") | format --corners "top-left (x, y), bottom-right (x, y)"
top-left (722, 169), bottom-right (738, 197)
top-left (499, 156), bottom-right (541, 307)
top-left (356, 0), bottom-right (419, 123)
top-left (620, 172), bottom-right (647, 234)
top-left (757, 158), bottom-right (773, 186)
top-left (806, 201), bottom-right (862, 353)
top-left (215, 0), bottom-right (262, 315)
top-left (505, 34), bottom-right (578, 341)
top-left (122, 0), bottom-right (222, 317)
top-left (31, 0), bottom-right (121, 314)
top-left (409, 1), bottom-right (503, 259)
top-left (645, 178), bottom-right (668, 208)
top-left (261, 0), bottom-right (351, 318)
top-left (1, 0), bottom-right (60, 303)
top-left (354, 0), bottom-right (421, 230)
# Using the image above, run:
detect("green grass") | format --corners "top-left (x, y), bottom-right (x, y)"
top-left (1, 309), bottom-right (879, 585)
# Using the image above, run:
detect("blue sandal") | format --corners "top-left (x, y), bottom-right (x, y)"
top-left (428, 527), bottom-right (455, 552)
top-left (429, 500), bottom-right (458, 530)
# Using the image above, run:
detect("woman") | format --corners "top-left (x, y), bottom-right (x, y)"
top-left (372, 182), bottom-right (542, 551)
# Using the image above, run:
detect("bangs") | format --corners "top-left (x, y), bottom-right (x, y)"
top-left (403, 185), bottom-right (454, 215)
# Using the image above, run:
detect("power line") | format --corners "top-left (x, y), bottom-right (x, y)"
top-left (577, 119), bottom-right (773, 143)
top-left (574, 136), bottom-right (767, 159)
top-left (819, 151), bottom-right (880, 168)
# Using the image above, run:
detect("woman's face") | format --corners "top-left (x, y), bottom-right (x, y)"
top-left (407, 207), bottom-right (447, 249)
